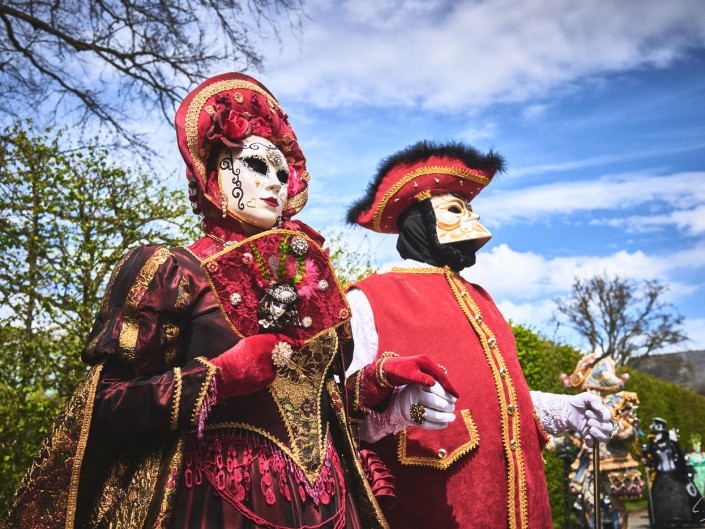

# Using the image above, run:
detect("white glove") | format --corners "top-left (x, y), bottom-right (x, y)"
top-left (531, 391), bottom-right (613, 448)
top-left (360, 382), bottom-right (456, 443)
top-left (398, 382), bottom-right (457, 429)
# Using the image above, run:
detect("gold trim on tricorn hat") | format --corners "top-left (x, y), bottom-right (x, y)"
top-left (346, 140), bottom-right (504, 233)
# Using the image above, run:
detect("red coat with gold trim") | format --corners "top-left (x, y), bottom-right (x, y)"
top-left (353, 267), bottom-right (552, 529)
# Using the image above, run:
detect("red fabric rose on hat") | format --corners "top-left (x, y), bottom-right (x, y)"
top-left (249, 116), bottom-right (273, 138)
top-left (287, 166), bottom-right (303, 197)
top-left (206, 94), bottom-right (251, 148)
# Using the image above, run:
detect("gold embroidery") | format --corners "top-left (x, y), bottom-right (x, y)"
top-left (533, 409), bottom-right (551, 443)
top-left (372, 166), bottom-right (490, 232)
top-left (4, 363), bottom-right (105, 528)
top-left (204, 422), bottom-right (302, 462)
top-left (175, 274), bottom-right (191, 310)
top-left (164, 323), bottom-right (180, 367)
top-left (354, 370), bottom-right (363, 413)
top-left (185, 80), bottom-right (282, 186)
top-left (108, 445), bottom-right (164, 527)
top-left (396, 409), bottom-right (479, 469)
top-left (85, 248), bottom-right (137, 356)
top-left (278, 133), bottom-right (296, 153)
top-left (444, 269), bottom-right (528, 529)
top-left (191, 357), bottom-right (218, 428)
top-left (171, 367), bottom-right (182, 431)
top-left (268, 330), bottom-right (339, 485)
top-left (86, 457), bottom-right (131, 526)
top-left (415, 189), bottom-right (432, 201)
top-left (284, 186), bottom-right (308, 212)
top-left (87, 437), bottom-right (185, 529)
top-left (66, 363), bottom-right (104, 529)
top-left (119, 247), bottom-right (172, 362)
top-left (390, 266), bottom-right (444, 274)
top-left (152, 438), bottom-right (186, 529)
top-left (324, 379), bottom-right (390, 529)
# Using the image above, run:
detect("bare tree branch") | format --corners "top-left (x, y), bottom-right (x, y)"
top-left (0, 0), bottom-right (304, 152)
top-left (552, 273), bottom-right (689, 365)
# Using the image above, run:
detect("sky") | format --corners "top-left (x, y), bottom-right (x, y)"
top-left (152, 0), bottom-right (705, 353)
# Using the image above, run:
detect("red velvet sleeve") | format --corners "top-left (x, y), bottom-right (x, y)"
top-left (83, 245), bottom-right (217, 443)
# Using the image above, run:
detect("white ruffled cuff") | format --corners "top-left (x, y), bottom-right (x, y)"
top-left (359, 389), bottom-right (412, 443)
top-left (530, 391), bottom-right (570, 436)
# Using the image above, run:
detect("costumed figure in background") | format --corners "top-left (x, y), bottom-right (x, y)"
top-left (561, 353), bottom-right (643, 529)
top-left (3, 73), bottom-right (387, 529)
top-left (642, 418), bottom-right (705, 527)
top-left (342, 140), bottom-right (615, 528)
top-left (687, 435), bottom-right (705, 496)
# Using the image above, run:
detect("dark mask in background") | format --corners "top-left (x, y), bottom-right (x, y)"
top-left (396, 200), bottom-right (477, 272)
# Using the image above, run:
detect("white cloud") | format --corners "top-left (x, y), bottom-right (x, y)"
top-left (481, 171), bottom-right (705, 225)
top-left (323, 225), bottom-right (705, 349)
top-left (263, 0), bottom-right (705, 111)
top-left (495, 298), bottom-right (558, 330)
top-left (456, 122), bottom-right (498, 143)
top-left (594, 204), bottom-right (705, 236)
top-left (466, 242), bottom-right (705, 300)
top-left (460, 244), bottom-right (705, 350)
top-left (521, 104), bottom-right (550, 121)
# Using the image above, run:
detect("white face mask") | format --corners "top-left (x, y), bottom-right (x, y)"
top-left (430, 193), bottom-right (492, 249)
top-left (217, 135), bottom-right (289, 230)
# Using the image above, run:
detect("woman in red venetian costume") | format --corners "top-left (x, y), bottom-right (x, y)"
top-left (4, 73), bottom-right (387, 529)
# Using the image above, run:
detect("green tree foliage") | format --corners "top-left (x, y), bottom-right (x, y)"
top-left (513, 323), bottom-right (581, 527)
top-left (324, 228), bottom-right (377, 288)
top-left (513, 322), bottom-right (705, 527)
top-left (0, 121), bottom-right (196, 508)
top-left (513, 322), bottom-right (582, 393)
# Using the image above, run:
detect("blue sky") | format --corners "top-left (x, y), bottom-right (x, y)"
top-left (245, 0), bottom-right (705, 353)
top-left (137, 1), bottom-right (705, 352)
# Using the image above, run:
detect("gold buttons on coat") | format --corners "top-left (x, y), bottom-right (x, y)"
top-left (499, 368), bottom-right (507, 378)
top-left (507, 403), bottom-right (516, 415)
top-left (487, 337), bottom-right (497, 348)
top-left (510, 439), bottom-right (517, 451)
top-left (437, 448), bottom-right (447, 459)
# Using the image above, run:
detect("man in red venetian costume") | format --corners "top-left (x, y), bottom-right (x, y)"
top-left (4, 74), bottom-right (387, 529)
top-left (344, 141), bottom-right (616, 529)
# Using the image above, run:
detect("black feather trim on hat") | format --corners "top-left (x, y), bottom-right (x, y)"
top-left (345, 140), bottom-right (505, 225)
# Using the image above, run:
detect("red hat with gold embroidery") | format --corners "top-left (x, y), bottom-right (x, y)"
top-left (175, 72), bottom-right (309, 219)
top-left (347, 140), bottom-right (504, 233)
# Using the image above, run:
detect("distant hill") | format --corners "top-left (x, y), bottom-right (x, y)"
top-left (631, 350), bottom-right (705, 396)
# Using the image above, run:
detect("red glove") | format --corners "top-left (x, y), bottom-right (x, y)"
top-left (211, 333), bottom-right (303, 400)
top-left (383, 355), bottom-right (459, 397)
top-left (351, 354), bottom-right (459, 411)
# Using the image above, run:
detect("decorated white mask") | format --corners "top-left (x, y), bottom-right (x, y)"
top-left (430, 193), bottom-right (492, 250)
top-left (218, 135), bottom-right (289, 230)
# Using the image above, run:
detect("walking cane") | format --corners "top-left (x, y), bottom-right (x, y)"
top-left (593, 441), bottom-right (601, 529)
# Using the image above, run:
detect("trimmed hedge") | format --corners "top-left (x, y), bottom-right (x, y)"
top-left (512, 323), bottom-right (705, 528)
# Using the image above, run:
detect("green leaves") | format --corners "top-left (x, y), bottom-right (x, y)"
top-left (0, 120), bottom-right (197, 509)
